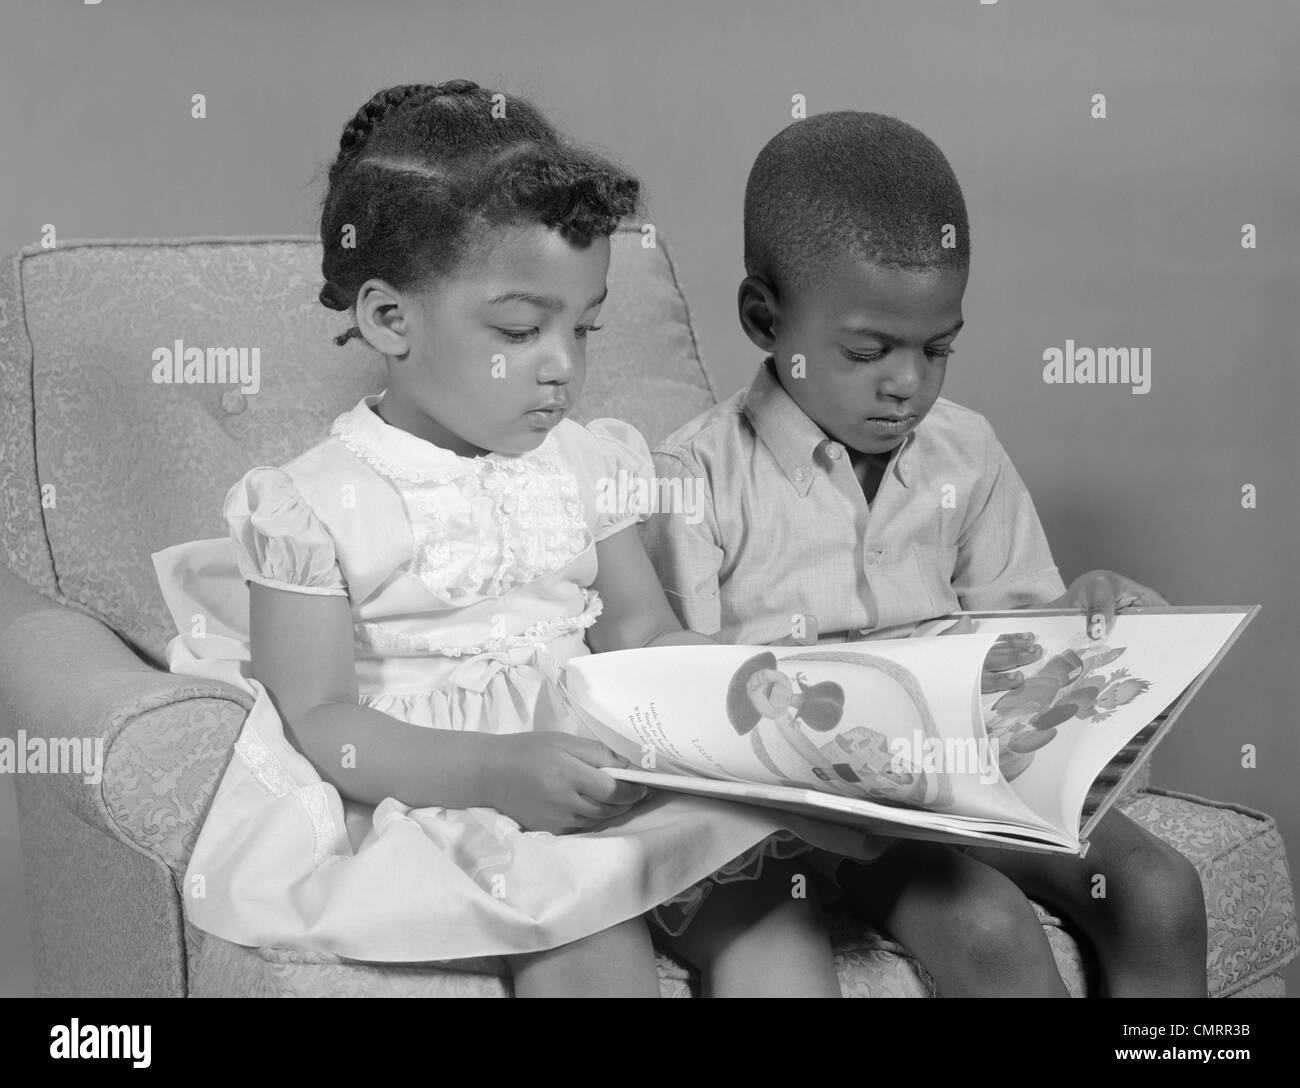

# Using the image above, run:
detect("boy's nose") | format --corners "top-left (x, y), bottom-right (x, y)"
top-left (878, 353), bottom-right (926, 397)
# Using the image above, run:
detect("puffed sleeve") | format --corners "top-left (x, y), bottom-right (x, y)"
top-left (584, 418), bottom-right (657, 543)
top-left (222, 466), bottom-right (349, 596)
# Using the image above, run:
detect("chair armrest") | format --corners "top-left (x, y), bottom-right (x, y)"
top-left (0, 580), bottom-right (251, 874)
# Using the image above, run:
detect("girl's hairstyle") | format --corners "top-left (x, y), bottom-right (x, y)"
top-left (319, 79), bottom-right (641, 345)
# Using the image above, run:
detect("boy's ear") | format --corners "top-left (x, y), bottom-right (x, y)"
top-left (737, 275), bottom-right (781, 351)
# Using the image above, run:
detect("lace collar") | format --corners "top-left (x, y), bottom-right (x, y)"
top-left (330, 392), bottom-right (557, 484)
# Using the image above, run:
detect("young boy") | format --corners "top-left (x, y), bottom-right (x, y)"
top-left (642, 111), bottom-right (1207, 997)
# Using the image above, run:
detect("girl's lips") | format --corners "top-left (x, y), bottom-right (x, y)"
top-left (525, 405), bottom-right (567, 427)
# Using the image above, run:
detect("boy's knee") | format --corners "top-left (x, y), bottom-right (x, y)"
top-left (1103, 838), bottom-right (1205, 942)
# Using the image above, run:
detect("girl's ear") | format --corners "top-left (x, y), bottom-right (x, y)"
top-left (737, 275), bottom-right (781, 351)
top-left (356, 279), bottom-right (414, 356)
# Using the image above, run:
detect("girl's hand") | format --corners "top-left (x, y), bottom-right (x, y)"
top-left (490, 732), bottom-right (651, 835)
top-left (938, 616), bottom-right (1043, 694)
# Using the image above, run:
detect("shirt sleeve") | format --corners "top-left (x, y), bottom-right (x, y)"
top-left (640, 446), bottom-right (724, 635)
top-left (952, 433), bottom-right (1067, 611)
top-left (222, 466), bottom-right (349, 597)
top-left (585, 418), bottom-right (657, 543)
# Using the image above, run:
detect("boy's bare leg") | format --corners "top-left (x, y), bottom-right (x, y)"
top-left (835, 840), bottom-right (1069, 997)
top-left (509, 916), bottom-right (661, 998)
top-left (968, 810), bottom-right (1208, 997)
top-left (654, 856), bottom-right (841, 997)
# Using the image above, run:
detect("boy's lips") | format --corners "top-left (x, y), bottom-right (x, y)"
top-left (864, 413), bottom-right (917, 435)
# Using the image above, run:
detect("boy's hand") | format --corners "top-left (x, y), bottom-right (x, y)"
top-left (938, 616), bottom-right (1042, 694)
top-left (1050, 570), bottom-right (1169, 640)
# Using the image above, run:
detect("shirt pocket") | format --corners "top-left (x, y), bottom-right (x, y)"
top-left (911, 543), bottom-right (961, 616)
top-left (662, 586), bottom-right (722, 635)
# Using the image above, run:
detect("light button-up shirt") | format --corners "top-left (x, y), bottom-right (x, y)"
top-left (641, 358), bottom-right (1067, 646)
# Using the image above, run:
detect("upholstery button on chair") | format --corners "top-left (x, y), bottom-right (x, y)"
top-left (221, 389), bottom-right (246, 414)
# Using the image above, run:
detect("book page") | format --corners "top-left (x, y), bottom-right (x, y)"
top-left (562, 634), bottom-right (1039, 822)
top-left (962, 611), bottom-right (1251, 835)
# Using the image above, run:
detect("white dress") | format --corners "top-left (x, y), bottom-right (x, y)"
top-left (151, 392), bottom-right (888, 963)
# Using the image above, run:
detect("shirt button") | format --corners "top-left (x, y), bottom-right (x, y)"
top-left (825, 442), bottom-right (843, 461)
top-left (793, 468), bottom-right (808, 483)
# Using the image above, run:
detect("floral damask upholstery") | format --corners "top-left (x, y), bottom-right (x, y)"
top-left (0, 236), bottom-right (1294, 997)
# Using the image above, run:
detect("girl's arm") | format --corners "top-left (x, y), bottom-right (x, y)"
top-left (250, 583), bottom-right (501, 807)
top-left (588, 525), bottom-right (716, 652)
top-left (249, 583), bottom-right (636, 827)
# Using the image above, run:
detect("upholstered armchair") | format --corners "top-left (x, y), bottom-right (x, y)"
top-left (1, 232), bottom-right (1294, 996)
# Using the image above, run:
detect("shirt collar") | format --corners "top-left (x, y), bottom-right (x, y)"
top-left (742, 358), bottom-right (915, 495)
top-left (330, 392), bottom-right (541, 484)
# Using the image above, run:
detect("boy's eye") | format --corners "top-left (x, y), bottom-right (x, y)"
top-left (844, 347), bottom-right (955, 363)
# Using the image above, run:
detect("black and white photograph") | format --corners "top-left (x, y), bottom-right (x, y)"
top-left (0, 0), bottom-right (1295, 1050)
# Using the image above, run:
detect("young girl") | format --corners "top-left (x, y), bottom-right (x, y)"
top-left (152, 80), bottom-right (889, 998)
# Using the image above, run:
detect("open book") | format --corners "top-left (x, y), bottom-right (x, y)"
top-left (559, 607), bottom-right (1257, 856)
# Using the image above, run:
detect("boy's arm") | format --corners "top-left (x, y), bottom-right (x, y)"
top-left (639, 447), bottom-right (725, 636)
top-left (952, 432), bottom-right (1067, 612)
top-left (952, 432), bottom-right (1167, 637)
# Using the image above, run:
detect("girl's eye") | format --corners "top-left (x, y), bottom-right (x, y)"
top-left (496, 328), bottom-right (537, 343)
top-left (575, 323), bottom-right (604, 339)
top-left (927, 348), bottom-right (955, 360)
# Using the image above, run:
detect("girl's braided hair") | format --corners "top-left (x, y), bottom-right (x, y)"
top-left (319, 79), bottom-right (641, 345)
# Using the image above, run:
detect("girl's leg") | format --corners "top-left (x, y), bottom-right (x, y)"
top-left (836, 840), bottom-right (1069, 997)
top-left (654, 856), bottom-right (841, 997)
top-left (968, 810), bottom-right (1207, 997)
top-left (509, 916), bottom-right (661, 998)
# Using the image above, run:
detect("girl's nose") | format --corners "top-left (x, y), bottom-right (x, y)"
top-left (537, 341), bottom-right (581, 384)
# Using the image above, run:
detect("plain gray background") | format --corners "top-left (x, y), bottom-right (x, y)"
top-left (1, 0), bottom-right (1296, 996)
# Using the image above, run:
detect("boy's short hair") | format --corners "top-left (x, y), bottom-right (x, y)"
top-left (743, 111), bottom-right (970, 298)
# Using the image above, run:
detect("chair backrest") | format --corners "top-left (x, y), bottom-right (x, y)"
top-left (0, 229), bottom-right (717, 663)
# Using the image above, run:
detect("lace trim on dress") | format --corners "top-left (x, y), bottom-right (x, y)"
top-left (235, 729), bottom-right (335, 866)
top-left (331, 407), bottom-right (593, 599)
top-left (356, 590), bottom-right (605, 656)
top-left (330, 412), bottom-right (551, 486)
